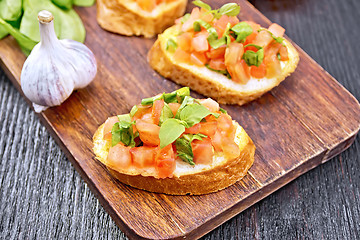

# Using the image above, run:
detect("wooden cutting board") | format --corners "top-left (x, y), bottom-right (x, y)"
top-left (0, 1), bottom-right (359, 239)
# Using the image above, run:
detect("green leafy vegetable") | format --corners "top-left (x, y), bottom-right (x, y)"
top-left (231, 22), bottom-right (253, 42)
top-left (207, 23), bottom-right (231, 49)
top-left (180, 104), bottom-right (219, 127)
top-left (0, 25), bottom-right (8, 39)
top-left (141, 87), bottom-right (190, 106)
top-left (243, 44), bottom-right (264, 67)
top-left (175, 95), bottom-right (196, 119)
top-left (219, 108), bottom-right (227, 114)
top-left (192, 0), bottom-right (212, 11)
top-left (141, 94), bottom-right (163, 105)
top-left (218, 3), bottom-right (240, 17)
top-left (159, 103), bottom-right (174, 126)
top-left (205, 64), bottom-right (231, 79)
top-left (166, 38), bottom-right (177, 52)
top-left (111, 115), bottom-right (137, 147)
top-left (52, 0), bottom-right (72, 10)
top-left (130, 105), bottom-right (138, 117)
top-left (0, 0), bottom-right (22, 21)
top-left (277, 53), bottom-right (281, 61)
top-left (181, 13), bottom-right (191, 24)
top-left (159, 118), bottom-right (186, 148)
top-left (175, 133), bottom-right (207, 165)
top-left (73, 0), bottom-right (95, 7)
top-left (175, 87), bottom-right (190, 103)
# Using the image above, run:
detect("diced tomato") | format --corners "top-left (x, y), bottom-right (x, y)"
top-left (225, 42), bottom-right (244, 66)
top-left (168, 103), bottom-right (180, 116)
top-left (103, 116), bottom-right (119, 140)
top-left (244, 32), bottom-right (258, 46)
top-left (229, 16), bottom-right (240, 26)
top-left (227, 60), bottom-right (250, 84)
top-left (268, 23), bottom-right (285, 37)
top-left (140, 112), bottom-right (154, 124)
top-left (265, 54), bottom-right (281, 78)
top-left (214, 15), bottom-right (238, 37)
top-left (191, 138), bottom-right (214, 164)
top-left (217, 113), bottom-right (234, 134)
top-left (206, 45), bottom-right (226, 59)
top-left (191, 32), bottom-right (209, 52)
top-left (137, 0), bottom-right (156, 11)
top-left (200, 8), bottom-right (213, 22)
top-left (182, 7), bottom-right (201, 32)
top-left (173, 48), bottom-right (191, 63)
top-left (199, 121), bottom-right (217, 138)
top-left (253, 30), bottom-right (273, 48)
top-left (211, 130), bottom-right (223, 152)
top-left (221, 140), bottom-right (240, 159)
top-left (199, 98), bottom-right (219, 112)
top-left (265, 42), bottom-right (282, 56)
top-left (155, 145), bottom-right (176, 178)
top-left (152, 99), bottom-right (164, 125)
top-left (208, 58), bottom-right (226, 71)
top-left (279, 45), bottom-right (289, 61)
top-left (250, 62), bottom-right (267, 78)
top-left (184, 123), bottom-right (201, 134)
top-left (245, 21), bottom-right (261, 32)
top-left (130, 146), bottom-right (156, 168)
top-left (107, 144), bottom-right (132, 170)
top-left (190, 52), bottom-right (208, 66)
top-left (135, 119), bottom-right (160, 146)
top-left (177, 32), bottom-right (193, 51)
top-left (131, 105), bottom-right (152, 121)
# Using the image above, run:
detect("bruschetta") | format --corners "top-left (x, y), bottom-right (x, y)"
top-left (92, 87), bottom-right (255, 195)
top-left (97, 0), bottom-right (187, 38)
top-left (148, 1), bottom-right (299, 105)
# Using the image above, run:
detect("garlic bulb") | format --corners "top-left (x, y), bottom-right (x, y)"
top-left (21, 10), bottom-right (97, 113)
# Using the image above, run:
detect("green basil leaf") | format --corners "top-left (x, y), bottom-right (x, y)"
top-left (205, 64), bottom-right (231, 79)
top-left (243, 44), bottom-right (264, 67)
top-left (166, 38), bottom-right (178, 52)
top-left (231, 22), bottom-right (253, 42)
top-left (163, 92), bottom-right (177, 103)
top-left (219, 3), bottom-right (240, 17)
top-left (193, 21), bottom-right (201, 32)
top-left (141, 93), bottom-right (164, 105)
top-left (277, 52), bottom-right (281, 61)
top-left (117, 114), bottom-right (131, 122)
top-left (208, 37), bottom-right (226, 49)
top-left (159, 118), bottom-right (186, 148)
top-left (175, 137), bottom-right (195, 165)
top-left (181, 13), bottom-right (191, 24)
top-left (175, 96), bottom-right (196, 119)
top-left (180, 104), bottom-right (219, 127)
top-left (111, 116), bottom-right (136, 147)
top-left (192, 0), bottom-right (211, 11)
top-left (194, 19), bottom-right (213, 30)
top-left (159, 103), bottom-right (174, 126)
top-left (175, 87), bottom-right (190, 103)
top-left (219, 107), bottom-right (227, 114)
top-left (130, 105), bottom-right (138, 117)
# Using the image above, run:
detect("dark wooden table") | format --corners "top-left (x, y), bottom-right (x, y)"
top-left (1, 0), bottom-right (359, 239)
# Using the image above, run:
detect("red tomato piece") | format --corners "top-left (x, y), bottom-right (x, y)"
top-left (190, 52), bottom-right (208, 66)
top-left (107, 144), bottom-right (132, 170)
top-left (250, 62), bottom-right (267, 78)
top-left (225, 42), bottom-right (244, 66)
top-left (191, 32), bottom-right (209, 52)
top-left (200, 8), bottom-right (213, 22)
top-left (130, 146), bottom-right (157, 168)
top-left (131, 105), bottom-right (152, 121)
top-left (265, 54), bottom-right (281, 78)
top-left (177, 32), bottom-right (193, 51)
top-left (211, 130), bottom-right (223, 152)
top-left (199, 98), bottom-right (219, 112)
top-left (135, 119), bottom-right (160, 146)
top-left (173, 48), bottom-right (191, 63)
top-left (152, 99), bottom-right (164, 125)
top-left (155, 145), bottom-right (176, 178)
top-left (185, 123), bottom-right (201, 134)
top-left (191, 138), bottom-right (214, 164)
top-left (227, 60), bottom-right (250, 84)
top-left (182, 7), bottom-right (200, 32)
top-left (103, 116), bottom-right (119, 140)
top-left (268, 23), bottom-right (285, 37)
top-left (279, 45), bottom-right (289, 61)
top-left (168, 103), bottom-right (180, 116)
top-left (199, 121), bottom-right (217, 138)
top-left (208, 58), bottom-right (226, 71)
top-left (253, 30), bottom-right (273, 48)
top-left (206, 45), bottom-right (226, 59)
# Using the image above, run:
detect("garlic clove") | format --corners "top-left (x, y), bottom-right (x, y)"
top-left (20, 10), bottom-right (97, 113)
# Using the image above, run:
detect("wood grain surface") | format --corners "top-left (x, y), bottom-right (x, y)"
top-left (0, 0), bottom-right (360, 239)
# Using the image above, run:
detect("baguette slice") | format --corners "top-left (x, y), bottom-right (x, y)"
top-left (97, 0), bottom-right (187, 38)
top-left (148, 25), bottom-right (300, 105)
top-left (93, 120), bottom-right (255, 195)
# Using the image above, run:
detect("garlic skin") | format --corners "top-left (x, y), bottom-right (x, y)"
top-left (21, 10), bottom-right (97, 113)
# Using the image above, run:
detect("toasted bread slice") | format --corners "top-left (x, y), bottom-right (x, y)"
top-left (96, 0), bottom-right (187, 38)
top-left (93, 120), bottom-right (255, 195)
top-left (148, 25), bottom-right (300, 105)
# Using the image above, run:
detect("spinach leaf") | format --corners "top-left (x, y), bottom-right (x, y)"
top-left (175, 95), bottom-right (196, 119)
top-left (0, 0), bottom-right (22, 22)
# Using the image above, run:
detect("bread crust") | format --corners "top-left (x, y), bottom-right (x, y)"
top-left (93, 121), bottom-right (255, 195)
top-left (96, 0), bottom-right (187, 38)
top-left (148, 25), bottom-right (300, 104)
